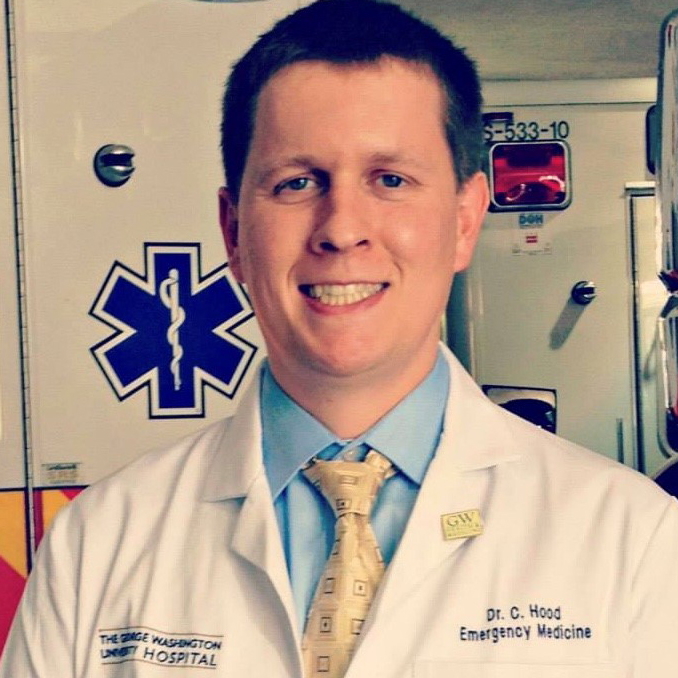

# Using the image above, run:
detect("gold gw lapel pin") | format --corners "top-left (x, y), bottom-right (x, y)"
top-left (441, 509), bottom-right (484, 541)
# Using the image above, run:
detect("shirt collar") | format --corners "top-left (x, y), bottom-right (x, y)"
top-left (261, 350), bottom-right (449, 499)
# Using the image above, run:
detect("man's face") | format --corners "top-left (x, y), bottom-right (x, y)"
top-left (220, 57), bottom-right (487, 390)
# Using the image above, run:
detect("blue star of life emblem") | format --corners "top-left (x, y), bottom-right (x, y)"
top-left (90, 243), bottom-right (257, 418)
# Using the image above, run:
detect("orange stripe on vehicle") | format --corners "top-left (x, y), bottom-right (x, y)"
top-left (34, 487), bottom-right (85, 548)
top-left (41, 489), bottom-right (76, 535)
top-left (0, 492), bottom-right (28, 578)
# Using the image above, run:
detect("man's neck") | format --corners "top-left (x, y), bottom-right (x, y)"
top-left (267, 349), bottom-right (440, 439)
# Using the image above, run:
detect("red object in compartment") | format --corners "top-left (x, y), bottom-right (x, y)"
top-left (490, 141), bottom-right (570, 210)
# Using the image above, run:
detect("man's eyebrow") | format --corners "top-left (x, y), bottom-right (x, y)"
top-left (253, 155), bottom-right (318, 185)
top-left (366, 151), bottom-right (433, 170)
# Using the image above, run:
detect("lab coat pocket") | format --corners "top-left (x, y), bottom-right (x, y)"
top-left (414, 661), bottom-right (617, 677)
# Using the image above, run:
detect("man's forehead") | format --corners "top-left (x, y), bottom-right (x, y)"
top-left (239, 56), bottom-right (452, 184)
top-left (261, 55), bottom-right (441, 97)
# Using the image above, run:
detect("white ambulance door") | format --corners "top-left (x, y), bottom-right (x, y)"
top-left (453, 81), bottom-right (654, 465)
top-left (12, 0), bottom-right (297, 489)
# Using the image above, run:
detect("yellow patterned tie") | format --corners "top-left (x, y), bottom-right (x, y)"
top-left (301, 449), bottom-right (395, 678)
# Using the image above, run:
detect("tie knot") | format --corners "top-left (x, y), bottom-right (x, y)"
top-left (303, 449), bottom-right (394, 517)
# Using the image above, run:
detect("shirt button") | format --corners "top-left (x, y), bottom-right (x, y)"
top-left (343, 448), bottom-right (358, 461)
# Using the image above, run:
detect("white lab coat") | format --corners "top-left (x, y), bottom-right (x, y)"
top-left (2, 345), bottom-right (678, 677)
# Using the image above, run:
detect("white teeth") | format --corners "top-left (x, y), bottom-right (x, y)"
top-left (307, 283), bottom-right (384, 306)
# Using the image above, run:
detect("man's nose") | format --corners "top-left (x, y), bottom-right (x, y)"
top-left (309, 184), bottom-right (371, 254)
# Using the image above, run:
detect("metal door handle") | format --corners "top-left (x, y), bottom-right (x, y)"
top-left (94, 144), bottom-right (135, 187)
top-left (571, 280), bottom-right (597, 305)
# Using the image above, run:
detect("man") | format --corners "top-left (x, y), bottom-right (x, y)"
top-left (2, 0), bottom-right (678, 676)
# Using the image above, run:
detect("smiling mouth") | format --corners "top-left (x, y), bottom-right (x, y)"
top-left (299, 282), bottom-right (387, 306)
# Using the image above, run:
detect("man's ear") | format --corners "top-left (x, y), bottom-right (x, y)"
top-left (218, 186), bottom-right (244, 282)
top-left (453, 171), bottom-right (489, 273)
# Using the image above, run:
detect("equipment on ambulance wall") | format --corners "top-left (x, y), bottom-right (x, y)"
top-left (487, 140), bottom-right (571, 212)
top-left (646, 105), bottom-right (658, 175)
top-left (483, 386), bottom-right (557, 433)
top-left (93, 144), bottom-right (135, 187)
top-left (657, 295), bottom-right (678, 452)
top-left (655, 8), bottom-right (678, 456)
top-left (653, 454), bottom-right (678, 498)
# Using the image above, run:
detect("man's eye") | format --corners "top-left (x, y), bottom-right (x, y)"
top-left (275, 176), bottom-right (314, 194)
top-left (379, 174), bottom-right (405, 188)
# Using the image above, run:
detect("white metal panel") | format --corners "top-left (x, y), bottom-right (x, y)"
top-left (462, 100), bottom-right (651, 463)
top-left (14, 0), bottom-right (297, 486)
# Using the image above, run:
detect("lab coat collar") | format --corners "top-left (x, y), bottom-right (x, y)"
top-left (439, 343), bottom-right (523, 470)
top-left (201, 345), bottom-right (523, 501)
top-left (200, 367), bottom-right (265, 502)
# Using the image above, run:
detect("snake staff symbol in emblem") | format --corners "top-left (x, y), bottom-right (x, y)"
top-left (159, 268), bottom-right (186, 391)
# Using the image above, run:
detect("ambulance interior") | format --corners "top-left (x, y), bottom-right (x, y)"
top-left (2, 0), bottom-right (678, 656)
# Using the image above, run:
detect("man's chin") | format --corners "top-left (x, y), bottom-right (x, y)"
top-left (279, 341), bottom-right (389, 384)
top-left (304, 352), bottom-right (382, 381)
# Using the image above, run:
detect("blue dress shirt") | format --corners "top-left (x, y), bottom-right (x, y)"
top-left (261, 351), bottom-right (449, 631)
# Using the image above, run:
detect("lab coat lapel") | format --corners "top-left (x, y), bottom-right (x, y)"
top-left (230, 475), bottom-right (299, 642)
top-left (201, 371), bottom-right (302, 657)
top-left (368, 348), bottom-right (522, 621)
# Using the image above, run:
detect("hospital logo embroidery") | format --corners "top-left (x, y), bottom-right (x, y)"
top-left (98, 627), bottom-right (223, 669)
top-left (90, 243), bottom-right (257, 418)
